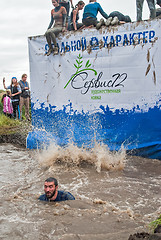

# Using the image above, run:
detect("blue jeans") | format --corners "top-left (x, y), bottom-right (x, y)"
top-left (136, 0), bottom-right (156, 21)
top-left (82, 17), bottom-right (98, 27)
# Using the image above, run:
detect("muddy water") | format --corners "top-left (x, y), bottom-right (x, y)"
top-left (0, 143), bottom-right (161, 240)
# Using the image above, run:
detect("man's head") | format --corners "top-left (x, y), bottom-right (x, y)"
top-left (44, 177), bottom-right (58, 199)
top-left (22, 73), bottom-right (27, 82)
top-left (89, 0), bottom-right (96, 2)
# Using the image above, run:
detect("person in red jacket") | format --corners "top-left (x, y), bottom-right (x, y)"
top-left (1, 90), bottom-right (13, 118)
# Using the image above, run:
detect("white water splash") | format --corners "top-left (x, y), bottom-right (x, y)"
top-left (37, 142), bottom-right (126, 172)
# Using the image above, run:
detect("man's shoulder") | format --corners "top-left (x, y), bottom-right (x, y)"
top-left (18, 80), bottom-right (23, 86)
top-left (57, 190), bottom-right (75, 201)
top-left (94, 2), bottom-right (100, 6)
top-left (39, 194), bottom-right (48, 201)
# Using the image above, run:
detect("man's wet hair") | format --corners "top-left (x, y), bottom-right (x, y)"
top-left (45, 177), bottom-right (58, 186)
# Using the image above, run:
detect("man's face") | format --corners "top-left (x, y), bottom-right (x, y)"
top-left (22, 75), bottom-right (27, 82)
top-left (44, 181), bottom-right (57, 199)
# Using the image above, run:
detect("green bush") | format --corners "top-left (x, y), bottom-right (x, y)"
top-left (149, 214), bottom-right (161, 232)
top-left (0, 114), bottom-right (20, 127)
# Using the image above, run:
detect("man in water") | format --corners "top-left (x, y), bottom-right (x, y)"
top-left (39, 177), bottom-right (75, 202)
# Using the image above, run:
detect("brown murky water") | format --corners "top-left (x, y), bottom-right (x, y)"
top-left (0, 143), bottom-right (161, 240)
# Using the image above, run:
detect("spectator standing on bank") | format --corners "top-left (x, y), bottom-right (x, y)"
top-left (19, 74), bottom-right (30, 121)
top-left (68, 1), bottom-right (85, 31)
top-left (3, 77), bottom-right (21, 119)
top-left (45, 0), bottom-right (67, 56)
top-left (82, 0), bottom-right (109, 28)
top-left (136, 0), bottom-right (156, 21)
top-left (1, 90), bottom-right (13, 118)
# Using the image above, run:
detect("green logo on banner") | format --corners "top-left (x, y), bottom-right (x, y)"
top-left (64, 54), bottom-right (97, 89)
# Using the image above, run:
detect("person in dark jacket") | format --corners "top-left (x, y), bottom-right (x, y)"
top-left (39, 177), bottom-right (75, 202)
top-left (108, 11), bottom-right (131, 23)
top-left (3, 77), bottom-right (21, 119)
top-left (19, 73), bottom-right (30, 121)
top-left (82, 0), bottom-right (109, 27)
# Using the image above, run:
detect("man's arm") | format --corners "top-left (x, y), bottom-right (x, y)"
top-left (38, 194), bottom-right (48, 201)
top-left (98, 3), bottom-right (108, 19)
top-left (64, 192), bottom-right (75, 200)
top-left (19, 81), bottom-right (25, 91)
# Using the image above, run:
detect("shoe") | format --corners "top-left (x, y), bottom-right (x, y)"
top-left (96, 18), bottom-right (105, 30)
top-left (111, 16), bottom-right (119, 26)
top-left (53, 47), bottom-right (59, 55)
top-left (46, 48), bottom-right (53, 56)
top-left (105, 17), bottom-right (112, 27)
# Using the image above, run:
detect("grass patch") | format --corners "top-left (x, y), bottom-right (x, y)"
top-left (149, 214), bottom-right (161, 232)
top-left (0, 114), bottom-right (21, 134)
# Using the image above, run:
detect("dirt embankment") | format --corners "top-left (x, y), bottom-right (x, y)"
top-left (128, 226), bottom-right (161, 240)
top-left (0, 121), bottom-right (32, 147)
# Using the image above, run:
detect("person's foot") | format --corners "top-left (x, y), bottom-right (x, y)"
top-left (53, 47), bottom-right (59, 55)
top-left (96, 18), bottom-right (105, 30)
top-left (105, 17), bottom-right (113, 27)
top-left (111, 16), bottom-right (119, 25)
top-left (46, 48), bottom-right (53, 56)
